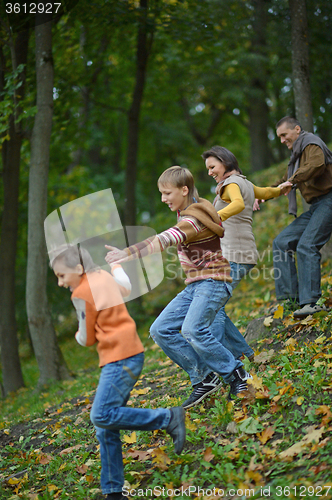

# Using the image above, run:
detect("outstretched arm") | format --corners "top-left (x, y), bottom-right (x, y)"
top-left (105, 218), bottom-right (203, 266)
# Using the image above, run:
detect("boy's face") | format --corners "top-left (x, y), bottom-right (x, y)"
top-left (159, 183), bottom-right (189, 212)
top-left (53, 261), bottom-right (82, 291)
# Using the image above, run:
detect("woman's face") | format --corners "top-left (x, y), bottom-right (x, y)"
top-left (205, 156), bottom-right (227, 184)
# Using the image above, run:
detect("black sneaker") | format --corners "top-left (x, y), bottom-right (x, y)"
top-left (227, 367), bottom-right (252, 401)
top-left (166, 406), bottom-right (186, 454)
top-left (181, 373), bottom-right (223, 409)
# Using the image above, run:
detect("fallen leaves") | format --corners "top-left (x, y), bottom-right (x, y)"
top-left (253, 349), bottom-right (275, 364)
top-left (59, 444), bottom-right (83, 456)
top-left (123, 431), bottom-right (137, 444)
top-left (279, 426), bottom-right (326, 460)
top-left (273, 305), bottom-right (284, 319)
top-left (257, 426), bottom-right (275, 444)
top-left (203, 446), bottom-right (214, 463)
top-left (263, 316), bottom-right (273, 327)
top-left (238, 417), bottom-right (263, 435)
top-left (151, 447), bottom-right (171, 470)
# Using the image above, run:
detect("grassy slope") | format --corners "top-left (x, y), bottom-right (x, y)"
top-left (1, 162), bottom-right (332, 499)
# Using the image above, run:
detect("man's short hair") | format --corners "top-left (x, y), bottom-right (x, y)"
top-left (276, 116), bottom-right (303, 130)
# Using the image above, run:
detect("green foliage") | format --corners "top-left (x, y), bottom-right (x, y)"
top-left (0, 64), bottom-right (37, 140)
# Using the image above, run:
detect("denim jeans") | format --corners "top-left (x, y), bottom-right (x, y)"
top-left (273, 190), bottom-right (332, 305)
top-left (150, 279), bottom-right (243, 386)
top-left (212, 262), bottom-right (255, 359)
top-left (90, 353), bottom-right (171, 495)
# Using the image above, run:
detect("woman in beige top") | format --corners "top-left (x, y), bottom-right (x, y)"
top-left (202, 146), bottom-right (291, 360)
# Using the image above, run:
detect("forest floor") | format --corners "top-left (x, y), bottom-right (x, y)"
top-left (1, 297), bottom-right (332, 500)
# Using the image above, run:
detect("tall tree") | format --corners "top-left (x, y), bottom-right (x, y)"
top-left (247, 0), bottom-right (270, 171)
top-left (124, 0), bottom-right (154, 226)
top-left (289, 0), bottom-right (313, 131)
top-left (26, 14), bottom-right (69, 386)
top-left (0, 28), bottom-right (28, 396)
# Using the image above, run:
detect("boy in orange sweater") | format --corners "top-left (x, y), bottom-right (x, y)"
top-left (52, 245), bottom-right (185, 500)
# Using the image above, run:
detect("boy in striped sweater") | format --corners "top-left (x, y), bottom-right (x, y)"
top-left (105, 166), bottom-right (251, 408)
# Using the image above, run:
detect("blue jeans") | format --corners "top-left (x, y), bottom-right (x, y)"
top-left (90, 353), bottom-right (171, 494)
top-left (273, 190), bottom-right (332, 305)
top-left (150, 279), bottom-right (242, 386)
top-left (212, 262), bottom-right (255, 359)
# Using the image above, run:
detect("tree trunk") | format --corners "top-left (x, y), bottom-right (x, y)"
top-left (0, 30), bottom-right (29, 396)
top-left (248, 95), bottom-right (270, 171)
top-left (26, 15), bottom-right (69, 386)
top-left (124, 0), bottom-right (152, 226)
top-left (289, 0), bottom-right (313, 132)
top-left (247, 0), bottom-right (270, 172)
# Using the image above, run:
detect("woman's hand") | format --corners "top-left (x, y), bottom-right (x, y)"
top-left (278, 181), bottom-right (293, 195)
top-left (253, 198), bottom-right (264, 211)
top-left (105, 245), bottom-right (128, 265)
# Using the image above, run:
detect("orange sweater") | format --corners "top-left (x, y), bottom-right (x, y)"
top-left (71, 271), bottom-right (144, 367)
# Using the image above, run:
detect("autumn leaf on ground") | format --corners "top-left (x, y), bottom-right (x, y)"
top-left (245, 470), bottom-right (264, 486)
top-left (238, 417), bottom-right (263, 434)
top-left (123, 431), bottom-right (137, 444)
top-left (238, 383), bottom-right (256, 403)
top-left (278, 383), bottom-right (294, 396)
top-left (125, 448), bottom-right (152, 461)
top-left (226, 421), bottom-right (238, 434)
top-left (268, 401), bottom-right (282, 414)
top-left (257, 425), bottom-right (275, 444)
top-left (279, 441), bottom-right (306, 460)
top-left (273, 305), bottom-right (284, 319)
top-left (310, 462), bottom-right (330, 474)
top-left (247, 374), bottom-right (264, 390)
top-left (203, 446), bottom-right (214, 463)
top-left (151, 448), bottom-right (171, 470)
top-left (76, 464), bottom-right (88, 474)
top-left (279, 427), bottom-right (325, 460)
top-left (263, 316), bottom-right (273, 327)
top-left (254, 350), bottom-right (275, 364)
top-left (315, 335), bottom-right (327, 344)
top-left (301, 315), bottom-right (318, 326)
top-left (316, 405), bottom-right (332, 426)
top-left (131, 387), bottom-right (150, 396)
top-left (38, 453), bottom-right (53, 465)
top-left (59, 444), bottom-right (82, 456)
top-left (185, 416), bottom-right (197, 432)
top-left (284, 337), bottom-right (297, 347)
top-left (312, 437), bottom-right (330, 452)
top-left (302, 426), bottom-right (325, 445)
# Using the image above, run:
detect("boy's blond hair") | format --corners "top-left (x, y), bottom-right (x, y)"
top-left (158, 166), bottom-right (199, 204)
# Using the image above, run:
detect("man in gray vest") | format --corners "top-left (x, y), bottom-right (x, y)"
top-left (273, 116), bottom-right (332, 318)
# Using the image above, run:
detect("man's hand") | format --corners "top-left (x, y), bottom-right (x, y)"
top-left (105, 245), bottom-right (128, 265)
top-left (253, 199), bottom-right (265, 211)
top-left (278, 181), bottom-right (293, 195)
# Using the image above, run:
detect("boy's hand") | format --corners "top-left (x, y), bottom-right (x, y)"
top-left (105, 245), bottom-right (128, 265)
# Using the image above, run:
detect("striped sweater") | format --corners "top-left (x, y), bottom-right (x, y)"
top-left (125, 198), bottom-right (231, 284)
